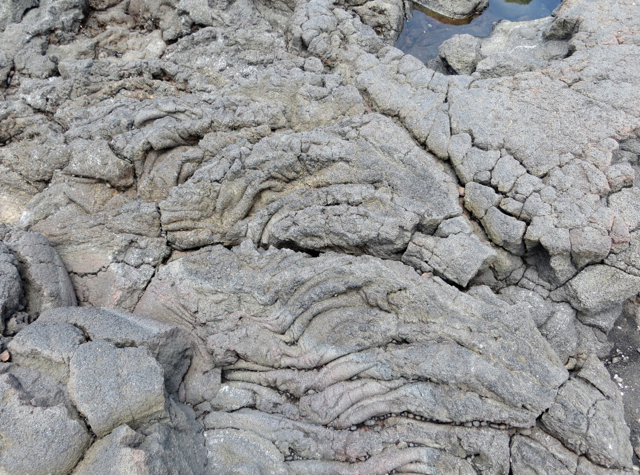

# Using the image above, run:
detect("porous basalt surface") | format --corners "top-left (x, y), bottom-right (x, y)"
top-left (1, 0), bottom-right (640, 473)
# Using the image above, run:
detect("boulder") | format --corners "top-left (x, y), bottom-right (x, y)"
top-left (37, 307), bottom-right (193, 393)
top-left (542, 355), bottom-right (633, 469)
top-left (68, 340), bottom-right (167, 437)
top-left (8, 321), bottom-right (86, 382)
top-left (0, 372), bottom-right (91, 475)
top-left (413, 0), bottom-right (488, 20)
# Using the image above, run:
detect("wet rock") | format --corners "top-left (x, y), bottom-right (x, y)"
top-left (413, 0), bottom-right (488, 20)
top-left (68, 340), bottom-right (167, 437)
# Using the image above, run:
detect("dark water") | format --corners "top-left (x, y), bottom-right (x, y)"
top-left (396, 0), bottom-right (563, 63)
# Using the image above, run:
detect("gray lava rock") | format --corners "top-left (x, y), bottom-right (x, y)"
top-left (65, 139), bottom-right (135, 190)
top-left (8, 321), bottom-right (86, 382)
top-left (204, 428), bottom-right (291, 475)
top-left (481, 207), bottom-right (526, 255)
top-left (542, 355), bottom-right (633, 469)
top-left (402, 231), bottom-right (496, 286)
top-left (136, 244), bottom-right (568, 453)
top-left (0, 0), bottom-right (639, 470)
top-left (159, 114), bottom-right (460, 256)
top-left (37, 306), bottom-right (194, 393)
top-left (72, 404), bottom-right (207, 475)
top-left (0, 0), bottom-right (38, 31)
top-left (560, 265), bottom-right (640, 317)
top-left (68, 340), bottom-right (167, 437)
top-left (0, 372), bottom-right (91, 475)
top-left (438, 34), bottom-right (481, 75)
top-left (0, 227), bottom-right (77, 319)
top-left (0, 241), bottom-right (23, 334)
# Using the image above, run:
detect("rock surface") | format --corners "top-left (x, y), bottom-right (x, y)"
top-left (0, 0), bottom-right (639, 472)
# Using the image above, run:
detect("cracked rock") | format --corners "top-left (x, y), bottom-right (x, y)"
top-left (68, 339), bottom-right (167, 437)
top-left (0, 371), bottom-right (91, 475)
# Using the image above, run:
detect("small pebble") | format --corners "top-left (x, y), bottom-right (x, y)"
top-left (0, 350), bottom-right (10, 362)
top-left (612, 357), bottom-right (621, 363)
top-left (350, 426), bottom-right (357, 431)
top-left (472, 421), bottom-right (480, 427)
top-left (364, 419), bottom-right (375, 426)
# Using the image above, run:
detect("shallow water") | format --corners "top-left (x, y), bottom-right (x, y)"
top-left (396, 0), bottom-right (563, 63)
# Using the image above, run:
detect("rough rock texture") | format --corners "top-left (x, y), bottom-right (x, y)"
top-left (0, 367), bottom-right (91, 475)
top-left (0, 0), bottom-right (639, 472)
top-left (440, 16), bottom-right (570, 77)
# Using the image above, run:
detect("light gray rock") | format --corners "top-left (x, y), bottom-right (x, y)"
top-left (511, 429), bottom-right (578, 475)
top-left (205, 411), bottom-right (511, 474)
top-left (8, 322), bottom-right (86, 382)
top-left (606, 230), bottom-right (640, 277)
top-left (72, 402), bottom-right (207, 475)
top-left (71, 424), bottom-right (149, 475)
top-left (464, 182), bottom-right (501, 219)
top-left (481, 207), bottom-right (526, 254)
top-left (0, 372), bottom-right (91, 475)
top-left (452, 147), bottom-right (501, 185)
top-left (476, 17), bottom-right (570, 78)
top-left (160, 114), bottom-right (460, 256)
top-left (0, 0), bottom-right (38, 31)
top-left (606, 162), bottom-right (635, 192)
top-left (136, 244), bottom-right (568, 438)
top-left (439, 34), bottom-right (481, 76)
top-left (65, 139), bottom-right (135, 190)
top-left (559, 265), bottom-right (640, 316)
top-left (205, 428), bottom-right (291, 475)
top-left (0, 227), bottom-right (77, 319)
top-left (21, 179), bottom-right (169, 310)
top-left (542, 355), bottom-right (633, 469)
top-left (1, 0), bottom-right (639, 470)
top-left (491, 154), bottom-right (527, 194)
top-left (38, 306), bottom-right (193, 393)
top-left (68, 340), bottom-right (167, 437)
top-left (609, 187), bottom-right (640, 232)
top-left (402, 231), bottom-right (496, 286)
top-left (0, 241), bottom-right (23, 334)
